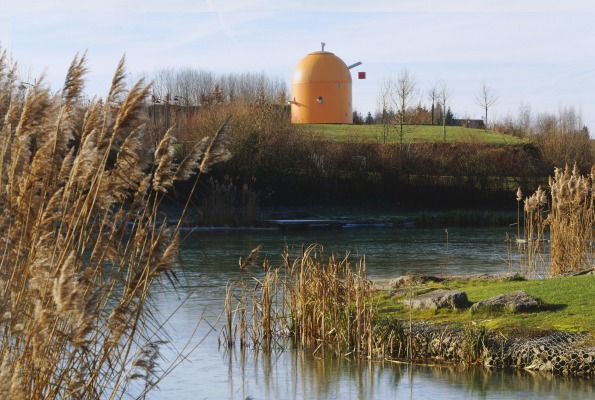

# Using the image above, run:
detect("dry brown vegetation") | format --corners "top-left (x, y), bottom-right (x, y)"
top-left (143, 66), bottom-right (595, 212)
top-left (516, 164), bottom-right (595, 276)
top-left (221, 244), bottom-right (376, 358)
top-left (494, 105), bottom-right (592, 171)
top-left (0, 51), bottom-right (229, 399)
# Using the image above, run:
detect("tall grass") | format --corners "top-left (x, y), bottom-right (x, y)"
top-left (197, 176), bottom-right (257, 226)
top-left (221, 244), bottom-right (376, 358)
top-left (515, 185), bottom-right (548, 277)
top-left (0, 51), bottom-right (230, 398)
top-left (515, 164), bottom-right (595, 276)
top-left (548, 165), bottom-right (595, 274)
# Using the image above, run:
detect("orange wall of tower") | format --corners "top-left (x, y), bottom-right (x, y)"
top-left (291, 51), bottom-right (353, 124)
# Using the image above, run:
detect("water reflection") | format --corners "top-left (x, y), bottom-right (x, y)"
top-left (217, 345), bottom-right (594, 400)
top-left (151, 227), bottom-right (593, 399)
top-left (177, 226), bottom-right (515, 280)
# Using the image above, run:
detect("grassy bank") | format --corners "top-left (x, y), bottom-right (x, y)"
top-left (375, 273), bottom-right (595, 337)
top-left (222, 243), bottom-right (595, 346)
top-left (303, 124), bottom-right (524, 145)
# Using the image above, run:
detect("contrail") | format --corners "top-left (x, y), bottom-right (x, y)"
top-left (207, 0), bottom-right (238, 45)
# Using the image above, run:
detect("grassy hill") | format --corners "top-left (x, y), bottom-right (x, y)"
top-left (375, 273), bottom-right (595, 336)
top-left (300, 124), bottom-right (523, 145)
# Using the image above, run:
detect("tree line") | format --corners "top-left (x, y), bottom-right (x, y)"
top-left (145, 66), bottom-right (591, 213)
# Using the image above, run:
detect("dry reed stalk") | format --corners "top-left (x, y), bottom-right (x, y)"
top-left (547, 165), bottom-right (594, 274)
top-left (221, 244), bottom-right (378, 358)
top-left (0, 52), bottom-right (231, 399)
top-left (286, 245), bottom-right (376, 357)
top-left (519, 185), bottom-right (548, 277)
top-left (516, 164), bottom-right (595, 276)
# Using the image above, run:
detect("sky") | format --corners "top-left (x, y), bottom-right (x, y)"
top-left (1, 1), bottom-right (595, 130)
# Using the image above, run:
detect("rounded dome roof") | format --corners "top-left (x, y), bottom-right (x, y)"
top-left (292, 51), bottom-right (352, 84)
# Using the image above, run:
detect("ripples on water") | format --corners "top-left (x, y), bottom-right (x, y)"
top-left (147, 227), bottom-right (592, 399)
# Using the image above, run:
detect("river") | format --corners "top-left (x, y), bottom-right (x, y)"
top-left (144, 226), bottom-right (593, 399)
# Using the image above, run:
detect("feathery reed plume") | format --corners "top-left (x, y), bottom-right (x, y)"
top-left (515, 186), bottom-right (523, 241)
top-left (0, 49), bottom-right (19, 124)
top-left (152, 127), bottom-right (175, 192)
top-left (61, 52), bottom-right (88, 108)
top-left (239, 244), bottom-right (263, 273)
top-left (515, 164), bottom-right (595, 276)
top-left (173, 136), bottom-right (209, 182)
top-left (518, 185), bottom-right (548, 277)
top-left (199, 117), bottom-right (232, 173)
top-left (44, 52), bottom-right (88, 178)
top-left (102, 125), bottom-right (150, 202)
top-left (0, 53), bottom-right (231, 398)
top-left (547, 164), bottom-right (593, 274)
top-left (106, 55), bottom-right (128, 104)
top-left (112, 78), bottom-right (150, 136)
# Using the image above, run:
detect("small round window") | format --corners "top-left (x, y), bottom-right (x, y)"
top-left (317, 96), bottom-right (323, 104)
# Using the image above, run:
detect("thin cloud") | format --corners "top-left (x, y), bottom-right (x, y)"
top-left (208, 0), bottom-right (239, 45)
top-left (2, 2), bottom-right (594, 129)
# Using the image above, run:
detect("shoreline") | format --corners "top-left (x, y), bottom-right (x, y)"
top-left (370, 271), bottom-right (595, 378)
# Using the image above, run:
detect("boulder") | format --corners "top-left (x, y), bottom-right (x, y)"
top-left (470, 290), bottom-right (542, 313)
top-left (403, 289), bottom-right (469, 310)
top-left (389, 275), bottom-right (445, 288)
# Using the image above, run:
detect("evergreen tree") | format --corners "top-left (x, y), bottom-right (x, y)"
top-left (445, 107), bottom-right (454, 126)
top-left (352, 110), bottom-right (364, 125)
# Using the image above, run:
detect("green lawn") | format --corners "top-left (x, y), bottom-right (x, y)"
top-left (375, 274), bottom-right (595, 336)
top-left (300, 124), bottom-right (523, 145)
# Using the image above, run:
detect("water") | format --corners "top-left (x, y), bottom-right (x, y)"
top-left (145, 226), bottom-right (593, 399)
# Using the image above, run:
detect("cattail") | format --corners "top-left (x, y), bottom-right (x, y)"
top-left (516, 187), bottom-right (522, 202)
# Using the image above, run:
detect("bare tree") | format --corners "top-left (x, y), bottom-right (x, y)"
top-left (391, 69), bottom-right (418, 146)
top-left (438, 80), bottom-right (451, 141)
top-left (517, 102), bottom-right (533, 136)
top-left (474, 82), bottom-right (498, 131)
top-left (427, 84), bottom-right (438, 125)
top-left (532, 106), bottom-right (592, 168)
top-left (376, 77), bottom-right (393, 144)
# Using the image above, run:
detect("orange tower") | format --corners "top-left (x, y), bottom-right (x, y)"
top-left (290, 44), bottom-right (361, 124)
